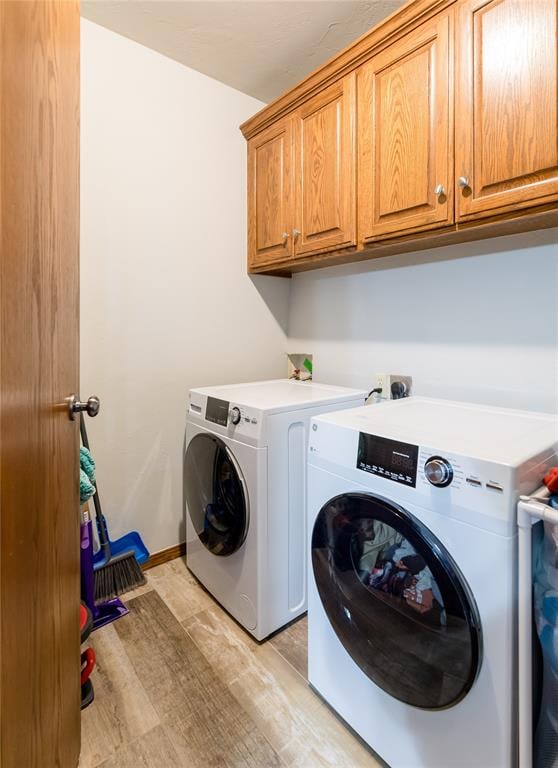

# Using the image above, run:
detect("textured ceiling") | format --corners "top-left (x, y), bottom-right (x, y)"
top-left (81, 1), bottom-right (406, 102)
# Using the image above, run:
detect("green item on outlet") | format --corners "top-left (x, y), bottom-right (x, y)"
top-left (303, 358), bottom-right (313, 373)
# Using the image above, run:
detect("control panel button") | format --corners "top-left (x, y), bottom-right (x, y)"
top-left (424, 456), bottom-right (453, 488)
top-left (230, 406), bottom-right (241, 425)
top-left (466, 477), bottom-right (482, 487)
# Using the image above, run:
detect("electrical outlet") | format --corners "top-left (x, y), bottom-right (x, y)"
top-left (375, 373), bottom-right (413, 399)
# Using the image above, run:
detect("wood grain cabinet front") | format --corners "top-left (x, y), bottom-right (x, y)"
top-left (358, 10), bottom-right (453, 241)
top-left (242, 0), bottom-right (558, 275)
top-left (247, 118), bottom-right (294, 269)
top-left (455, 0), bottom-right (558, 220)
top-left (293, 74), bottom-right (357, 257)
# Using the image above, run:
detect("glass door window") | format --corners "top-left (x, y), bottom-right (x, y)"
top-left (312, 493), bottom-right (482, 709)
top-left (184, 433), bottom-right (249, 556)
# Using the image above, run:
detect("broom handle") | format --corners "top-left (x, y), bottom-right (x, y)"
top-left (80, 415), bottom-right (111, 555)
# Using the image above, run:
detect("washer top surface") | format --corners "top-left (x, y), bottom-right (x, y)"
top-left (190, 379), bottom-right (366, 414)
top-left (313, 396), bottom-right (558, 466)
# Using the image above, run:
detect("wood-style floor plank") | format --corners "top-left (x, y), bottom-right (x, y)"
top-left (115, 590), bottom-right (284, 768)
top-left (269, 616), bottom-right (308, 678)
top-left (96, 725), bottom-right (182, 768)
top-left (184, 606), bottom-right (382, 768)
top-left (146, 557), bottom-right (217, 622)
top-left (80, 559), bottom-right (384, 768)
top-left (80, 623), bottom-right (160, 768)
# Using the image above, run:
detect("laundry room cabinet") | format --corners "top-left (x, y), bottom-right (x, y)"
top-left (247, 75), bottom-right (356, 270)
top-left (358, 9), bottom-right (453, 240)
top-left (454, 0), bottom-right (558, 220)
top-left (293, 74), bottom-right (356, 258)
top-left (241, 0), bottom-right (558, 275)
top-left (247, 117), bottom-right (294, 269)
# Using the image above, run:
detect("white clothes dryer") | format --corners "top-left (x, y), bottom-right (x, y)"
top-left (184, 379), bottom-right (366, 640)
top-left (307, 397), bottom-right (558, 768)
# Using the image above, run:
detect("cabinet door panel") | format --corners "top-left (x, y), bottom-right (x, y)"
top-left (359, 11), bottom-right (453, 240)
top-left (248, 119), bottom-right (293, 268)
top-left (294, 74), bottom-right (356, 257)
top-left (455, 0), bottom-right (558, 218)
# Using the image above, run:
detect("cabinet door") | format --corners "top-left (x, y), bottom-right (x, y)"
top-left (455, 0), bottom-right (558, 219)
top-left (358, 11), bottom-right (453, 241)
top-left (247, 118), bottom-right (294, 269)
top-left (294, 74), bottom-right (356, 257)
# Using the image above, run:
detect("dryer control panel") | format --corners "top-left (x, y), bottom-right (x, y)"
top-left (205, 396), bottom-right (230, 426)
top-left (188, 393), bottom-right (263, 445)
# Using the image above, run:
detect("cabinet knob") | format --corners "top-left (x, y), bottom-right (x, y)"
top-left (434, 184), bottom-right (445, 197)
top-left (281, 232), bottom-right (290, 242)
top-left (292, 229), bottom-right (301, 239)
top-left (458, 176), bottom-right (470, 190)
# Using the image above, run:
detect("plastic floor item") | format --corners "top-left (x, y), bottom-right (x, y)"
top-left (92, 523), bottom-right (149, 568)
top-left (80, 602), bottom-right (93, 644)
top-left (81, 678), bottom-right (94, 710)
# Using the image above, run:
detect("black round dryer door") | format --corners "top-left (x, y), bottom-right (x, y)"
top-left (312, 493), bottom-right (482, 710)
top-left (184, 433), bottom-right (248, 556)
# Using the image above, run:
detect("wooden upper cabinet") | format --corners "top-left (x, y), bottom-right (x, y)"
top-left (247, 118), bottom-right (294, 268)
top-left (242, 0), bottom-right (558, 274)
top-left (358, 11), bottom-right (453, 241)
top-left (455, 0), bottom-right (558, 219)
top-left (293, 74), bottom-right (356, 257)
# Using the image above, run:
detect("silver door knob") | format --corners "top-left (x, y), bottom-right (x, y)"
top-left (281, 232), bottom-right (290, 242)
top-left (458, 176), bottom-right (470, 190)
top-left (67, 394), bottom-right (100, 421)
top-left (292, 229), bottom-right (301, 239)
top-left (434, 184), bottom-right (445, 197)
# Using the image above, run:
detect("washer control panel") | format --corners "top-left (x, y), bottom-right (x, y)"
top-left (424, 456), bottom-right (453, 487)
top-left (357, 433), bottom-right (418, 487)
top-left (230, 406), bottom-right (241, 425)
top-left (417, 447), bottom-right (505, 495)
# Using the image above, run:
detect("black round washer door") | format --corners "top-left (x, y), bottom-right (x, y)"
top-left (312, 492), bottom-right (482, 710)
top-left (184, 433), bottom-right (248, 556)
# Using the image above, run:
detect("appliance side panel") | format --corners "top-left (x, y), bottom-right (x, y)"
top-left (288, 420), bottom-right (306, 612)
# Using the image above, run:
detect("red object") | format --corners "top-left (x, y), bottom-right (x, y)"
top-left (80, 648), bottom-right (96, 686)
top-left (80, 602), bottom-right (93, 644)
top-left (80, 603), bottom-right (88, 632)
top-left (543, 468), bottom-right (558, 494)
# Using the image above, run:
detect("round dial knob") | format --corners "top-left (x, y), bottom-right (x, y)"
top-left (424, 456), bottom-right (453, 487)
top-left (230, 406), bottom-right (241, 425)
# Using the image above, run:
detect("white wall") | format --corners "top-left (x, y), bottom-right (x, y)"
top-left (82, 18), bottom-right (558, 557)
top-left (80, 20), bottom-right (289, 554)
top-left (288, 229), bottom-right (558, 414)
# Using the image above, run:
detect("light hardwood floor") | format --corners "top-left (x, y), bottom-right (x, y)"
top-left (80, 557), bottom-right (383, 768)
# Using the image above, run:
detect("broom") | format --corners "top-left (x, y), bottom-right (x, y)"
top-left (80, 416), bottom-right (146, 602)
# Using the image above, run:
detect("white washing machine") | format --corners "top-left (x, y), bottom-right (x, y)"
top-left (183, 379), bottom-right (366, 640)
top-left (307, 397), bottom-right (558, 768)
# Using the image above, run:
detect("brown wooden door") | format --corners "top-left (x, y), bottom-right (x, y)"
top-left (247, 117), bottom-right (294, 269)
top-left (358, 10), bottom-right (453, 241)
top-left (293, 74), bottom-right (356, 257)
top-left (455, 0), bottom-right (558, 220)
top-left (0, 2), bottom-right (81, 767)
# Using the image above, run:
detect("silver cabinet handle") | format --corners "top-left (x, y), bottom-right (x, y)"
top-left (458, 176), bottom-right (470, 190)
top-left (281, 232), bottom-right (290, 241)
top-left (292, 229), bottom-right (301, 239)
top-left (67, 394), bottom-right (100, 421)
top-left (434, 184), bottom-right (445, 197)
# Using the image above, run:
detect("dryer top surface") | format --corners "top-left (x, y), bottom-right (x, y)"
top-left (190, 379), bottom-right (366, 414)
